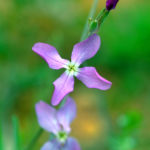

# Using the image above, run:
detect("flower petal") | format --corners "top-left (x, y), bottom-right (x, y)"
top-left (57, 96), bottom-right (76, 133)
top-left (35, 101), bottom-right (60, 134)
top-left (71, 34), bottom-right (100, 65)
top-left (41, 140), bottom-right (60, 150)
top-left (51, 72), bottom-right (74, 106)
top-left (63, 137), bottom-right (81, 150)
top-left (76, 67), bottom-right (112, 90)
top-left (32, 43), bottom-right (69, 69)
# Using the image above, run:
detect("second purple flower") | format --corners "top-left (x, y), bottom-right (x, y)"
top-left (32, 34), bottom-right (112, 106)
top-left (35, 97), bottom-right (80, 150)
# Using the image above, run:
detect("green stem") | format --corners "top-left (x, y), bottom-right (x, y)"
top-left (80, 0), bottom-right (99, 41)
top-left (55, 96), bottom-right (67, 110)
top-left (24, 128), bottom-right (43, 150)
top-left (89, 8), bottom-right (109, 36)
top-left (96, 8), bottom-right (109, 30)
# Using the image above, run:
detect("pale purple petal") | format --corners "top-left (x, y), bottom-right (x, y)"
top-left (71, 34), bottom-right (100, 65)
top-left (77, 67), bottom-right (112, 90)
top-left (32, 43), bottom-right (69, 69)
top-left (57, 96), bottom-right (76, 133)
top-left (35, 101), bottom-right (61, 134)
top-left (51, 72), bottom-right (74, 106)
top-left (63, 137), bottom-right (81, 150)
top-left (41, 140), bottom-right (60, 150)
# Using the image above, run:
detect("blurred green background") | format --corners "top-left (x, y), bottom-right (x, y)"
top-left (0, 0), bottom-right (150, 150)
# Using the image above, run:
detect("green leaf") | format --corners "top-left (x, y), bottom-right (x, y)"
top-left (0, 121), bottom-right (3, 150)
top-left (12, 115), bottom-right (21, 150)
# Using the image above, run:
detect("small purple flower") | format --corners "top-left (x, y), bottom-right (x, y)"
top-left (35, 97), bottom-right (81, 150)
top-left (106, 0), bottom-right (119, 11)
top-left (32, 34), bottom-right (112, 105)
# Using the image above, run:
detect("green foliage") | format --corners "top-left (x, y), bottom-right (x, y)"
top-left (117, 112), bottom-right (142, 134)
top-left (0, 121), bottom-right (3, 150)
top-left (110, 136), bottom-right (136, 150)
top-left (12, 116), bottom-right (21, 150)
top-left (109, 112), bottom-right (142, 150)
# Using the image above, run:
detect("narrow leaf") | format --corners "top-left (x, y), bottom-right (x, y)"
top-left (0, 121), bottom-right (3, 150)
top-left (12, 115), bottom-right (21, 150)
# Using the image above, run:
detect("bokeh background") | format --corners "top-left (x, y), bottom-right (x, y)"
top-left (0, 0), bottom-right (150, 150)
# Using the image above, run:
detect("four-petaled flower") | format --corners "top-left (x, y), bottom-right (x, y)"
top-left (106, 0), bottom-right (119, 11)
top-left (32, 34), bottom-right (112, 106)
top-left (35, 97), bottom-right (80, 150)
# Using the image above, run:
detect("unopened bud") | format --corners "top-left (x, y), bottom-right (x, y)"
top-left (106, 0), bottom-right (119, 11)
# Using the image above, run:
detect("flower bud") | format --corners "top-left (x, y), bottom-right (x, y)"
top-left (106, 0), bottom-right (119, 11)
top-left (89, 20), bottom-right (98, 33)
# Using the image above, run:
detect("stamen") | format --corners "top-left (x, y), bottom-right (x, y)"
top-left (57, 131), bottom-right (68, 143)
top-left (66, 62), bottom-right (79, 76)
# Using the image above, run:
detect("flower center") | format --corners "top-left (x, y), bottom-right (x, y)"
top-left (57, 131), bottom-right (68, 143)
top-left (66, 62), bottom-right (79, 76)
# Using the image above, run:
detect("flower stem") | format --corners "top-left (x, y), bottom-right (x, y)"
top-left (88, 8), bottom-right (109, 36)
top-left (80, 0), bottom-right (99, 41)
top-left (96, 8), bottom-right (109, 26)
top-left (24, 128), bottom-right (43, 150)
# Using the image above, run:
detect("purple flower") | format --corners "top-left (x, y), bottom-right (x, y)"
top-left (35, 97), bottom-right (81, 150)
top-left (106, 0), bottom-right (119, 10)
top-left (32, 34), bottom-right (112, 106)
